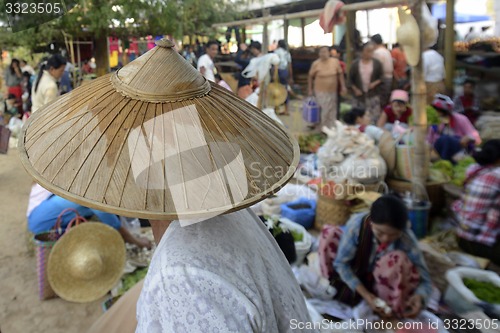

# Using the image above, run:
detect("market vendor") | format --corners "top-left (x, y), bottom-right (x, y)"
top-left (427, 94), bottom-right (481, 162)
top-left (27, 184), bottom-right (152, 249)
top-left (377, 89), bottom-right (412, 130)
top-left (319, 195), bottom-right (432, 319)
top-left (453, 139), bottom-right (500, 266)
top-left (453, 79), bottom-right (481, 126)
top-left (343, 107), bottom-right (384, 143)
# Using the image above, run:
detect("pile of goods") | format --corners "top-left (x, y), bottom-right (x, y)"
top-left (476, 111), bottom-right (500, 141)
top-left (430, 157), bottom-right (476, 186)
top-left (463, 278), bottom-right (500, 304)
top-left (455, 37), bottom-right (500, 53)
top-left (317, 121), bottom-right (387, 185)
top-left (298, 133), bottom-right (326, 153)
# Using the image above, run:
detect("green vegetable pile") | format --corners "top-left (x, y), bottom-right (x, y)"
top-left (264, 216), bottom-right (304, 242)
top-left (408, 106), bottom-right (440, 126)
top-left (430, 156), bottom-right (476, 186)
top-left (119, 267), bottom-right (148, 296)
top-left (291, 229), bottom-right (304, 242)
top-left (463, 278), bottom-right (500, 304)
top-left (298, 133), bottom-right (326, 153)
top-left (451, 156), bottom-right (476, 186)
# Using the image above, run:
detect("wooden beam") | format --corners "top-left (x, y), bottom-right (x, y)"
top-left (444, 0), bottom-right (456, 94)
top-left (212, 0), bottom-right (413, 28)
top-left (410, 0), bottom-right (429, 194)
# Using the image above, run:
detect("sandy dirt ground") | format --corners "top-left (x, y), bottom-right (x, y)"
top-left (0, 145), bottom-right (103, 333)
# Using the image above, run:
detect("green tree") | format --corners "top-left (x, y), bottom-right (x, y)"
top-left (0, 0), bottom-right (245, 74)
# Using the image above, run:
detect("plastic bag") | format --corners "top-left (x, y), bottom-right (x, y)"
top-left (303, 97), bottom-right (320, 124)
top-left (446, 267), bottom-right (500, 304)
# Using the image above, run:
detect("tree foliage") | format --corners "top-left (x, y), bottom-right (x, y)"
top-left (0, 0), bottom-right (245, 50)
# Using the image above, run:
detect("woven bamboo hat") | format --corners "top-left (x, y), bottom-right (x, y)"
top-left (47, 223), bottom-right (125, 303)
top-left (266, 82), bottom-right (287, 107)
top-left (19, 38), bottom-right (299, 222)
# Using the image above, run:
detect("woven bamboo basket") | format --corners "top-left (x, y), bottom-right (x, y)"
top-left (314, 195), bottom-right (351, 230)
top-left (18, 39), bottom-right (299, 221)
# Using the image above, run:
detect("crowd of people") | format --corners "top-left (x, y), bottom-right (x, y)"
top-left (2, 34), bottom-right (498, 333)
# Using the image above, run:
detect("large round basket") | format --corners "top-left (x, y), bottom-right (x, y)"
top-left (314, 195), bottom-right (351, 230)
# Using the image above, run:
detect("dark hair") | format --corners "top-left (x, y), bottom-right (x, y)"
top-left (7, 93), bottom-right (17, 100)
top-left (370, 34), bottom-right (383, 45)
top-left (342, 107), bottom-right (366, 125)
top-left (393, 42), bottom-right (400, 48)
top-left (362, 41), bottom-right (375, 51)
top-left (473, 139), bottom-right (500, 166)
top-left (214, 73), bottom-right (222, 81)
top-left (463, 79), bottom-right (476, 87)
top-left (206, 40), bottom-right (219, 49)
top-left (9, 59), bottom-right (20, 74)
top-left (250, 41), bottom-right (262, 52)
top-left (278, 39), bottom-right (287, 50)
top-left (34, 54), bottom-right (67, 94)
top-left (370, 194), bottom-right (408, 230)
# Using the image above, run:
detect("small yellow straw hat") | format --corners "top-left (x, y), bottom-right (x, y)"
top-left (47, 223), bottom-right (125, 303)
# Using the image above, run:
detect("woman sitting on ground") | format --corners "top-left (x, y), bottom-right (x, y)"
top-left (427, 94), bottom-right (481, 163)
top-left (453, 139), bottom-right (500, 265)
top-left (319, 195), bottom-right (432, 318)
top-left (377, 89), bottom-right (412, 130)
top-left (343, 107), bottom-right (384, 144)
top-left (27, 184), bottom-right (151, 249)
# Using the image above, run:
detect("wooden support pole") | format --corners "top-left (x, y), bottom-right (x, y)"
top-left (345, 11), bottom-right (356, 73)
top-left (263, 21), bottom-right (269, 54)
top-left (411, 0), bottom-right (429, 194)
top-left (444, 0), bottom-right (456, 95)
top-left (301, 17), bottom-right (306, 47)
top-left (284, 19), bottom-right (289, 45)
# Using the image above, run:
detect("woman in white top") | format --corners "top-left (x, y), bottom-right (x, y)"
top-left (31, 54), bottom-right (67, 113)
top-left (274, 40), bottom-right (293, 114)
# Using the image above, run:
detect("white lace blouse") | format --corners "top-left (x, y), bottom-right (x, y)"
top-left (136, 209), bottom-right (313, 332)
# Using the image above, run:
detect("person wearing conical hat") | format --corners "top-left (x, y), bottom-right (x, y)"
top-left (20, 39), bottom-right (313, 332)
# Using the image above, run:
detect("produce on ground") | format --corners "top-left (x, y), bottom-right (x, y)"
top-left (119, 267), bottom-right (148, 295)
top-left (430, 156), bottom-right (475, 186)
top-left (298, 133), bottom-right (326, 153)
top-left (451, 156), bottom-right (476, 186)
top-left (463, 278), bottom-right (500, 304)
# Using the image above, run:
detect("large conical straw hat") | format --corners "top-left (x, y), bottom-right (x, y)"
top-left (19, 39), bottom-right (299, 222)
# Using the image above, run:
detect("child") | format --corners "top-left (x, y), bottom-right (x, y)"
top-left (343, 107), bottom-right (384, 143)
top-left (0, 94), bottom-right (19, 125)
